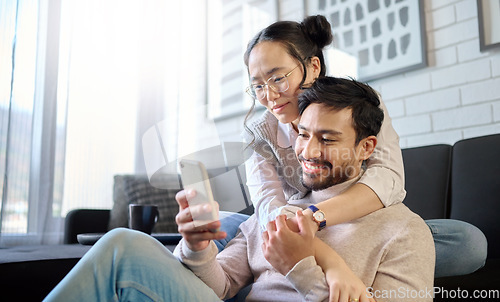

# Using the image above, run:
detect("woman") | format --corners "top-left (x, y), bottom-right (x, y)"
top-left (242, 15), bottom-right (486, 279)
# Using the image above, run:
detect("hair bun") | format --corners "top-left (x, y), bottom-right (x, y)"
top-left (301, 15), bottom-right (333, 49)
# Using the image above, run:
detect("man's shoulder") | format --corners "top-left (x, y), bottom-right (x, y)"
top-left (360, 203), bottom-right (429, 235)
top-left (371, 202), bottom-right (420, 219)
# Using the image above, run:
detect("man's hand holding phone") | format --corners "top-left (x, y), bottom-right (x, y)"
top-left (175, 190), bottom-right (226, 252)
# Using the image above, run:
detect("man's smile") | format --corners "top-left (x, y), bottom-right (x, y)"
top-left (298, 156), bottom-right (332, 175)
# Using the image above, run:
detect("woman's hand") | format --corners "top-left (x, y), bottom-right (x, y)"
top-left (313, 238), bottom-right (376, 302)
top-left (262, 211), bottom-right (315, 275)
top-left (285, 209), bottom-right (320, 235)
top-left (175, 189), bottom-right (227, 252)
top-left (324, 262), bottom-right (376, 302)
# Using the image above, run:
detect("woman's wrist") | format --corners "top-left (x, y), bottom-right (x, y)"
top-left (302, 208), bottom-right (320, 233)
top-left (312, 237), bottom-right (342, 268)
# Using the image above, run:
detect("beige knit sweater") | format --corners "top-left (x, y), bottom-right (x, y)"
top-left (175, 177), bottom-right (435, 302)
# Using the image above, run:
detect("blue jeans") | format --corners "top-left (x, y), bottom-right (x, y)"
top-left (44, 228), bottom-right (222, 302)
top-left (428, 219), bottom-right (487, 278)
top-left (214, 211), bottom-right (250, 252)
top-left (44, 212), bottom-right (250, 302)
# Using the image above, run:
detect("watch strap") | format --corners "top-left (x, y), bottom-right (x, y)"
top-left (308, 205), bottom-right (320, 212)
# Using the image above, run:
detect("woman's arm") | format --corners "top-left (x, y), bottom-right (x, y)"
top-left (314, 238), bottom-right (376, 302)
top-left (358, 97), bottom-right (406, 206)
top-left (245, 151), bottom-right (295, 228)
top-left (303, 183), bottom-right (383, 227)
top-left (302, 98), bottom-right (405, 228)
top-left (263, 212), bottom-right (374, 302)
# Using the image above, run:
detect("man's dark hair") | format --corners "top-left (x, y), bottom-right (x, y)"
top-left (298, 77), bottom-right (384, 145)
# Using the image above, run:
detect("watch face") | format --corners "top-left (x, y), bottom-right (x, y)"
top-left (313, 211), bottom-right (325, 221)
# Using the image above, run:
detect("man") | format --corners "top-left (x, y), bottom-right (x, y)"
top-left (44, 77), bottom-right (434, 302)
top-left (174, 77), bottom-right (435, 301)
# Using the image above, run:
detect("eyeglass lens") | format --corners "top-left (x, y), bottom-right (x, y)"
top-left (250, 74), bottom-right (289, 99)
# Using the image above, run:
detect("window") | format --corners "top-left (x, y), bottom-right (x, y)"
top-left (0, 0), bottom-right (213, 246)
top-left (0, 0), bottom-right (39, 239)
top-left (207, 0), bottom-right (278, 120)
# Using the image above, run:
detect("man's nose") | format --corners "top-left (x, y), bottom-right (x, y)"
top-left (302, 138), bottom-right (322, 159)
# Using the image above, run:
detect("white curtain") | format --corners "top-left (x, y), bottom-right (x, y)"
top-left (0, 0), bottom-right (58, 246)
top-left (0, 0), bottom-right (210, 246)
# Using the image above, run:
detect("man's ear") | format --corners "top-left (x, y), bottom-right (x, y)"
top-left (358, 136), bottom-right (377, 161)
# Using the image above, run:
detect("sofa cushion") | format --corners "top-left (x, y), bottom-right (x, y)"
top-left (449, 134), bottom-right (500, 259)
top-left (401, 144), bottom-right (451, 219)
top-left (108, 174), bottom-right (181, 233)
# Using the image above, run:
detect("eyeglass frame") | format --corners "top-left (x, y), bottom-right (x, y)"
top-left (245, 64), bottom-right (301, 100)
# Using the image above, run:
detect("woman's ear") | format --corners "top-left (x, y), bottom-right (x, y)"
top-left (358, 136), bottom-right (378, 161)
top-left (309, 56), bottom-right (321, 79)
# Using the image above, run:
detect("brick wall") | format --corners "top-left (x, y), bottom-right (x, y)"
top-left (213, 0), bottom-right (500, 148)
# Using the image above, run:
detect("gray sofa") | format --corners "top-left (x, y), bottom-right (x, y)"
top-left (1, 134), bottom-right (499, 301)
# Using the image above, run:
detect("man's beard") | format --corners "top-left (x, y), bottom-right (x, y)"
top-left (299, 157), bottom-right (358, 191)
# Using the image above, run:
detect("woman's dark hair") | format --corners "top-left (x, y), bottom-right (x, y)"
top-left (298, 77), bottom-right (384, 145)
top-left (244, 15), bottom-right (333, 82)
top-left (243, 15), bottom-right (333, 146)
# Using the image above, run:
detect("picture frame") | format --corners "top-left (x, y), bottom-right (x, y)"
top-left (307, 0), bottom-right (427, 81)
top-left (477, 0), bottom-right (500, 52)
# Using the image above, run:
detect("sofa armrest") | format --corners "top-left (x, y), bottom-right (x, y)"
top-left (64, 209), bottom-right (111, 244)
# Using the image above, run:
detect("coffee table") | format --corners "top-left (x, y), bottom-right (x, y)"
top-left (77, 232), bottom-right (182, 245)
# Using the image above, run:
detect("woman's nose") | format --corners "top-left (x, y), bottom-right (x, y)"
top-left (265, 86), bottom-right (280, 103)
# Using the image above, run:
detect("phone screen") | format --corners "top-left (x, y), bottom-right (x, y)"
top-left (179, 159), bottom-right (218, 227)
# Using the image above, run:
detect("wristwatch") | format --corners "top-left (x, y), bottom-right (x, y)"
top-left (308, 205), bottom-right (326, 231)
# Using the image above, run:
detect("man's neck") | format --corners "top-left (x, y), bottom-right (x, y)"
top-left (308, 171), bottom-right (364, 204)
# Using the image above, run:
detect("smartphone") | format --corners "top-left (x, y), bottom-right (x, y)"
top-left (179, 159), bottom-right (219, 229)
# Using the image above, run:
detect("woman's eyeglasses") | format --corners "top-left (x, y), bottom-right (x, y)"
top-left (245, 65), bottom-right (300, 100)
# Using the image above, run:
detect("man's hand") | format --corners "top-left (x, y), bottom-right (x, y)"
top-left (287, 208), bottom-right (320, 235)
top-left (175, 189), bottom-right (227, 252)
top-left (261, 211), bottom-right (315, 275)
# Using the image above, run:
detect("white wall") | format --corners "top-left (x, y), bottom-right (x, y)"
top-left (214, 0), bottom-right (500, 149)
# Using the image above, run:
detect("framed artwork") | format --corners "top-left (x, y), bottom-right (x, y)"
top-left (307, 0), bottom-right (427, 81)
top-left (477, 0), bottom-right (500, 52)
